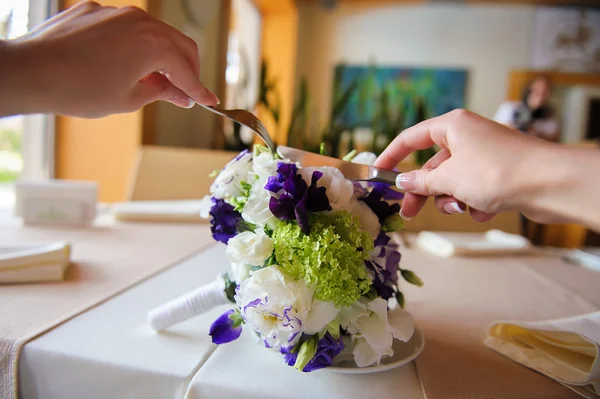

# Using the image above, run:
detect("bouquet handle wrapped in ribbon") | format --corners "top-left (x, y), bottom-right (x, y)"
top-left (148, 276), bottom-right (229, 331)
top-left (148, 146), bottom-right (423, 372)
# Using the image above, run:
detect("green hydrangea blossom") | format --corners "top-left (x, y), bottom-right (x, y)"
top-left (272, 211), bottom-right (374, 308)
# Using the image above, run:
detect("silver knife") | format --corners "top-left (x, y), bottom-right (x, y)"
top-left (277, 146), bottom-right (399, 185)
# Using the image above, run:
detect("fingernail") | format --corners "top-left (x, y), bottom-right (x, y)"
top-left (444, 201), bottom-right (465, 215)
top-left (396, 173), bottom-right (416, 191)
top-left (399, 209), bottom-right (412, 221)
top-left (203, 86), bottom-right (220, 106)
top-left (185, 97), bottom-right (195, 109)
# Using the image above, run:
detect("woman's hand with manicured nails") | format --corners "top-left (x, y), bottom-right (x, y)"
top-left (375, 109), bottom-right (600, 231)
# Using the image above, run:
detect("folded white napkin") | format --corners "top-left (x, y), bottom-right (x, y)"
top-left (111, 200), bottom-right (210, 223)
top-left (563, 249), bottom-right (600, 272)
top-left (485, 312), bottom-right (600, 398)
top-left (415, 230), bottom-right (532, 257)
top-left (0, 241), bottom-right (71, 283)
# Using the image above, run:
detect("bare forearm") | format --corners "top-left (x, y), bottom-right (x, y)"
top-left (514, 143), bottom-right (600, 231)
top-left (0, 39), bottom-right (50, 117)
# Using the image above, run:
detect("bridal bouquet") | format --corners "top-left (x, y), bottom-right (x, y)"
top-left (198, 145), bottom-right (423, 372)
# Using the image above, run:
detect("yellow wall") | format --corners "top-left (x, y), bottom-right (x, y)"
top-left (254, 0), bottom-right (298, 145)
top-left (56, 0), bottom-right (148, 202)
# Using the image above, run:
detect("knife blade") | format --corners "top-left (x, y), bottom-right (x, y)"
top-left (276, 146), bottom-right (400, 185)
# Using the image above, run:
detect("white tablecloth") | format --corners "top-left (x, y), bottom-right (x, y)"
top-left (19, 244), bottom-right (224, 399)
top-left (18, 243), bottom-right (425, 399)
top-left (187, 327), bottom-right (424, 399)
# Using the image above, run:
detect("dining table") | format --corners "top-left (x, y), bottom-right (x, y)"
top-left (1, 209), bottom-right (599, 399)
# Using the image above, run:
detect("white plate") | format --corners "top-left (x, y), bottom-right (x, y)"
top-left (324, 327), bottom-right (425, 374)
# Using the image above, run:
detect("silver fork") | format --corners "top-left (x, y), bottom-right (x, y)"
top-left (198, 105), bottom-right (276, 153)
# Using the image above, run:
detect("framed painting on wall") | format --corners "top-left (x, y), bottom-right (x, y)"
top-left (333, 65), bottom-right (468, 129)
top-left (330, 65), bottom-right (468, 157)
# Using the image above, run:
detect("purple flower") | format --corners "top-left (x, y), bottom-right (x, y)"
top-left (366, 231), bottom-right (402, 300)
top-left (209, 309), bottom-right (243, 344)
top-left (360, 185), bottom-right (401, 223)
top-left (283, 333), bottom-right (344, 372)
top-left (368, 182), bottom-right (405, 201)
top-left (365, 260), bottom-right (395, 300)
top-left (267, 163), bottom-right (331, 234)
top-left (352, 182), bottom-right (368, 199)
top-left (209, 198), bottom-right (243, 244)
top-left (374, 230), bottom-right (392, 247)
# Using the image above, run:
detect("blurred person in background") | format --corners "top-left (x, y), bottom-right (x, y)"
top-left (494, 76), bottom-right (560, 143)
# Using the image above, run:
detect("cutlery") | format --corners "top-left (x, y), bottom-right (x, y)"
top-left (277, 146), bottom-right (400, 185)
top-left (198, 105), bottom-right (276, 154)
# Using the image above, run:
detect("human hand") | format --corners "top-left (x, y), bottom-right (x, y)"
top-left (375, 109), bottom-right (562, 224)
top-left (0, 1), bottom-right (218, 117)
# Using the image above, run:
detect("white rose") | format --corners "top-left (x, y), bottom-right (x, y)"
top-left (349, 200), bottom-right (381, 239)
top-left (242, 178), bottom-right (277, 228)
top-left (300, 166), bottom-right (354, 211)
top-left (339, 298), bottom-right (414, 367)
top-left (225, 229), bottom-right (274, 267)
top-left (236, 266), bottom-right (313, 350)
top-left (252, 152), bottom-right (279, 180)
top-left (210, 150), bottom-right (254, 199)
top-left (228, 262), bottom-right (253, 284)
top-left (351, 152), bottom-right (377, 166)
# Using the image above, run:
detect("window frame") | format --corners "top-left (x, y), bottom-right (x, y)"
top-left (20, 0), bottom-right (58, 181)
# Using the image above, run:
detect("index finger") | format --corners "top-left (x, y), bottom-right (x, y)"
top-left (157, 47), bottom-right (219, 106)
top-left (374, 111), bottom-right (455, 170)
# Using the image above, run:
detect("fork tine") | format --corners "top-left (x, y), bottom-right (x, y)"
top-left (199, 105), bottom-right (276, 152)
top-left (255, 121), bottom-right (276, 150)
top-left (255, 120), bottom-right (267, 135)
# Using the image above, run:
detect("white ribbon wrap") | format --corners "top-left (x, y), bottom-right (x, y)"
top-left (148, 276), bottom-right (230, 331)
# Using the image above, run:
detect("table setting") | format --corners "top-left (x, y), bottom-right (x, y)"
top-left (1, 115), bottom-right (600, 398)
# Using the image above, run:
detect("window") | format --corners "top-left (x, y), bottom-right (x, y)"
top-left (223, 0), bottom-right (261, 151)
top-left (0, 0), bottom-right (56, 209)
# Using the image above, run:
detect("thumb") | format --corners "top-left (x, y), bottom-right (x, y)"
top-left (395, 169), bottom-right (451, 197)
top-left (132, 73), bottom-right (195, 109)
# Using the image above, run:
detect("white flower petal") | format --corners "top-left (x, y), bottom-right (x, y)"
top-left (357, 298), bottom-right (393, 350)
top-left (300, 166), bottom-right (354, 211)
top-left (350, 200), bottom-right (380, 239)
top-left (235, 266), bottom-right (314, 351)
top-left (210, 151), bottom-right (254, 199)
top-left (351, 152), bottom-right (377, 166)
top-left (353, 338), bottom-right (379, 367)
top-left (303, 299), bottom-right (340, 335)
top-left (198, 195), bottom-right (212, 219)
top-left (353, 337), bottom-right (393, 367)
top-left (228, 262), bottom-right (252, 284)
top-left (338, 300), bottom-right (368, 335)
top-left (242, 179), bottom-right (277, 228)
top-left (252, 152), bottom-right (279, 180)
top-left (225, 229), bottom-right (274, 267)
top-left (387, 307), bottom-right (415, 342)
